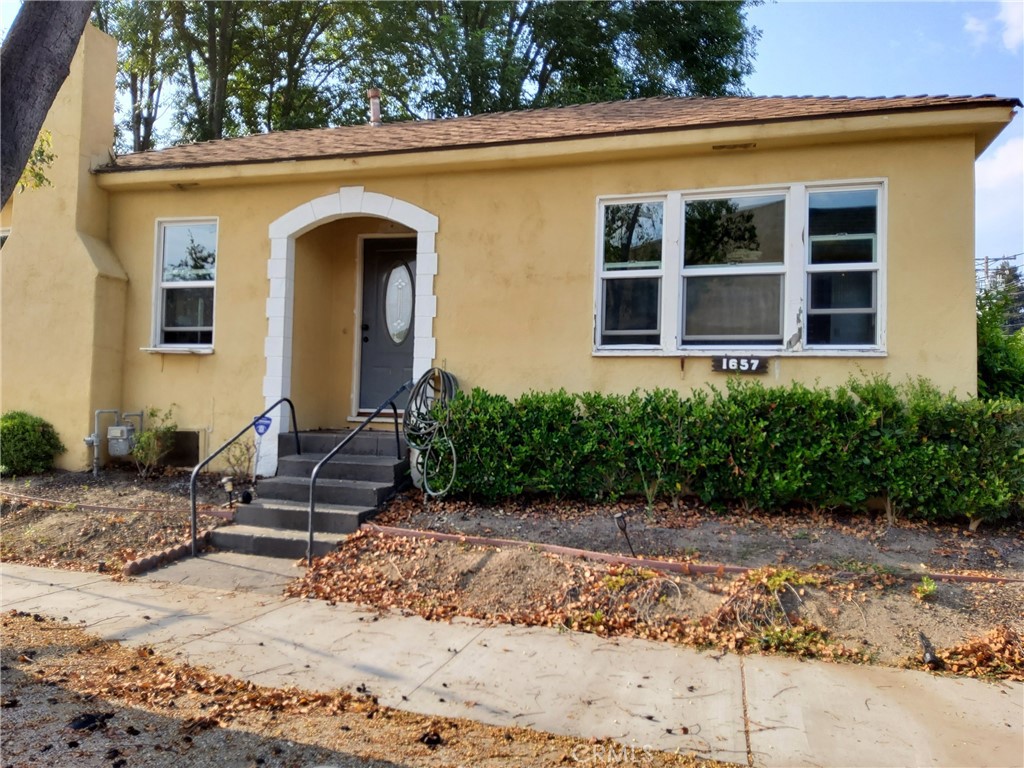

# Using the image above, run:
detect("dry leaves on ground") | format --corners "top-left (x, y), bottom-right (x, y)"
top-left (0, 611), bottom-right (731, 768)
top-left (287, 530), bottom-right (1023, 679)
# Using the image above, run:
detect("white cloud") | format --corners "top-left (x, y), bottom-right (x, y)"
top-left (976, 135), bottom-right (1024, 190)
top-left (997, 0), bottom-right (1024, 52)
top-left (964, 14), bottom-right (990, 46)
top-left (976, 135), bottom-right (1024, 260)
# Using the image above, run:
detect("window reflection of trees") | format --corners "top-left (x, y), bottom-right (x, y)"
top-left (603, 203), bottom-right (663, 266)
top-left (684, 199), bottom-right (761, 266)
top-left (166, 232), bottom-right (216, 282)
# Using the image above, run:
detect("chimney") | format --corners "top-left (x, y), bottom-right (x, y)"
top-left (367, 88), bottom-right (382, 127)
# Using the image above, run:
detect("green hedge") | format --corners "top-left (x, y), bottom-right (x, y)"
top-left (0, 410), bottom-right (66, 476)
top-left (442, 379), bottom-right (1024, 525)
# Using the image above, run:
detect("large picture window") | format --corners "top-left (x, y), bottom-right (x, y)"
top-left (155, 220), bottom-right (217, 347)
top-left (595, 181), bottom-right (885, 354)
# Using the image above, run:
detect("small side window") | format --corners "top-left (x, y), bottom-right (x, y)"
top-left (598, 201), bottom-right (664, 346)
top-left (156, 220), bottom-right (217, 346)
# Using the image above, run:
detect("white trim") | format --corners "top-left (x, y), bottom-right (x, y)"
top-left (140, 346), bottom-right (214, 355)
top-left (259, 187), bottom-right (439, 477)
top-left (151, 217), bottom-right (219, 349)
top-left (593, 178), bottom-right (888, 358)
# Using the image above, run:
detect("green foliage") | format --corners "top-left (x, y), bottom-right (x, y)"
top-left (0, 411), bottom-right (66, 476)
top-left (443, 380), bottom-right (1024, 524)
top-left (17, 131), bottom-right (56, 192)
top-left (913, 575), bottom-right (937, 601)
top-left (95, 0), bottom-right (759, 145)
top-left (977, 281), bottom-right (1024, 399)
top-left (132, 406), bottom-right (177, 479)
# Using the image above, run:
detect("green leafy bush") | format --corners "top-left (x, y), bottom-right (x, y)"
top-left (132, 406), bottom-right (177, 479)
top-left (977, 283), bottom-right (1024, 399)
top-left (442, 379), bottom-right (1024, 525)
top-left (0, 411), bottom-right (65, 476)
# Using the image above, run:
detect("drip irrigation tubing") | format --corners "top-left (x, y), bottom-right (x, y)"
top-left (402, 368), bottom-right (459, 497)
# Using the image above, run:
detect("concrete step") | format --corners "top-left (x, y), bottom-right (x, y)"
top-left (257, 476), bottom-right (393, 507)
top-left (234, 500), bottom-right (373, 534)
top-left (210, 524), bottom-right (346, 559)
top-left (276, 453), bottom-right (409, 484)
top-left (279, 430), bottom-right (407, 458)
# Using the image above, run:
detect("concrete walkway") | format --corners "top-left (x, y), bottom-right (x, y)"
top-left (1, 555), bottom-right (1021, 768)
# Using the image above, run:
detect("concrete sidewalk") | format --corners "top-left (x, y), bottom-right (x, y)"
top-left (1, 555), bottom-right (1020, 768)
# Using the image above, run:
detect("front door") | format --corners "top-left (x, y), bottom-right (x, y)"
top-left (359, 237), bottom-right (416, 410)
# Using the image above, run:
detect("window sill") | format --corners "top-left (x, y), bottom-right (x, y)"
top-left (140, 346), bottom-right (215, 355)
top-left (592, 347), bottom-right (887, 358)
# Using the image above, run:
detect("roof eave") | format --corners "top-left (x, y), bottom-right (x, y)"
top-left (92, 104), bottom-right (1019, 191)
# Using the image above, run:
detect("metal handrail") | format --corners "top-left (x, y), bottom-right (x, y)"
top-left (189, 398), bottom-right (300, 556)
top-left (307, 380), bottom-right (411, 565)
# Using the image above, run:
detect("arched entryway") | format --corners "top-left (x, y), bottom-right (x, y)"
top-left (258, 186), bottom-right (438, 475)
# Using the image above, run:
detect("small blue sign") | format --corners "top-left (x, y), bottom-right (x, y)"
top-left (253, 416), bottom-right (272, 436)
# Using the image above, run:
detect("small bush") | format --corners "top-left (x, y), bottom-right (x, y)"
top-left (223, 437), bottom-right (256, 483)
top-left (133, 406), bottom-right (177, 478)
top-left (0, 411), bottom-right (65, 476)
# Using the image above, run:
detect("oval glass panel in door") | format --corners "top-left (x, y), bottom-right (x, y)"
top-left (384, 262), bottom-right (414, 344)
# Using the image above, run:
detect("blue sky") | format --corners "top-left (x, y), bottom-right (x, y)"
top-left (744, 0), bottom-right (1023, 271)
top-left (2, 0), bottom-right (1021, 269)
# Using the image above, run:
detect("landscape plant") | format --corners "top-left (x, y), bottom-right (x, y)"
top-left (0, 410), bottom-right (65, 476)
top-left (441, 378), bottom-right (1024, 525)
top-left (132, 405), bottom-right (177, 479)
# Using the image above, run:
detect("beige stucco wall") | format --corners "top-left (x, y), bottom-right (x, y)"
top-left (0, 26), bottom-right (123, 471)
top-left (1, 24), bottom-right (1007, 472)
top-left (99, 132), bottom-right (980, 463)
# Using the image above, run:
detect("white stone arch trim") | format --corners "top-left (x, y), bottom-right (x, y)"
top-left (257, 186), bottom-right (438, 476)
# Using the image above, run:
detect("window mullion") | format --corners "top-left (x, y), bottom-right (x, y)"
top-left (784, 184), bottom-right (806, 350)
top-left (661, 192), bottom-right (681, 350)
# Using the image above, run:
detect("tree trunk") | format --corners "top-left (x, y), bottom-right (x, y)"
top-left (0, 1), bottom-right (95, 207)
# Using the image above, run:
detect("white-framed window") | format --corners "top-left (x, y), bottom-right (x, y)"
top-left (153, 219), bottom-right (217, 347)
top-left (594, 180), bottom-right (886, 355)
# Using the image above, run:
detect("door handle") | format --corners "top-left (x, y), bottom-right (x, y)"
top-left (361, 323), bottom-right (370, 331)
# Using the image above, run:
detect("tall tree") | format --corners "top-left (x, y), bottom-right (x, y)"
top-left (0, 0), bottom-right (95, 207)
top-left (93, 0), bottom-right (176, 152)
top-left (232, 1), bottom-right (359, 134)
top-left (360, 1), bottom-right (758, 119)
top-left (169, 1), bottom-right (255, 142)
top-left (101, 0), bottom-right (759, 146)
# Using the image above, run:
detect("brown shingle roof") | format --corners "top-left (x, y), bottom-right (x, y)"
top-left (101, 94), bottom-right (1020, 173)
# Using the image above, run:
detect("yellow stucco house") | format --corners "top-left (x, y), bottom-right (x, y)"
top-left (1, 27), bottom-right (1020, 476)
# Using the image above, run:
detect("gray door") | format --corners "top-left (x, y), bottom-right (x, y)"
top-left (359, 238), bottom-right (416, 410)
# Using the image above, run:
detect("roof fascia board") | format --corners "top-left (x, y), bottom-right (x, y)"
top-left (93, 106), bottom-right (1016, 192)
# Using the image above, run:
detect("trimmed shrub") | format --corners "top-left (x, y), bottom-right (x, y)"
top-left (0, 411), bottom-right (66, 476)
top-left (441, 379), bottom-right (1023, 525)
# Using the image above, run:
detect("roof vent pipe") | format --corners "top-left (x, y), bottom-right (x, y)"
top-left (367, 88), bottom-right (382, 127)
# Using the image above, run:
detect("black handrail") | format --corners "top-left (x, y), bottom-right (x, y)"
top-left (190, 398), bottom-right (300, 556)
top-left (307, 380), bottom-right (411, 565)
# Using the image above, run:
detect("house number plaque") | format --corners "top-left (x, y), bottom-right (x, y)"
top-left (712, 356), bottom-right (768, 374)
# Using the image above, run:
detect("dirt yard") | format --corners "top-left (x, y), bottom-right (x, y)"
top-left (3, 468), bottom-right (1022, 679)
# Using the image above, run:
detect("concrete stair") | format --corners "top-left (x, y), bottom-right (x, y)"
top-left (210, 430), bottom-right (408, 559)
